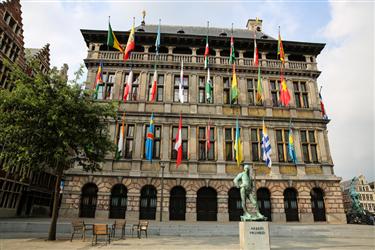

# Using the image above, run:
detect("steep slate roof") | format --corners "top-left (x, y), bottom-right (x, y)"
top-left (134, 24), bottom-right (275, 40)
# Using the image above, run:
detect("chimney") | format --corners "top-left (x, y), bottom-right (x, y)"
top-left (246, 18), bottom-right (263, 32)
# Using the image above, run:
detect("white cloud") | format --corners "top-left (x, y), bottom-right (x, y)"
top-left (318, 1), bottom-right (374, 181)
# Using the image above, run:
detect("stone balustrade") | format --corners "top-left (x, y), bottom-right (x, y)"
top-left (89, 51), bottom-right (317, 71)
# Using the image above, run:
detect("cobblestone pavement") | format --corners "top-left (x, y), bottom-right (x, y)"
top-left (0, 232), bottom-right (374, 250)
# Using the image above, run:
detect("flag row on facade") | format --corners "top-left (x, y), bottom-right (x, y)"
top-left (115, 112), bottom-right (301, 167)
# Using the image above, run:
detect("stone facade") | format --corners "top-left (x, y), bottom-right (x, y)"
top-left (60, 18), bottom-right (346, 223)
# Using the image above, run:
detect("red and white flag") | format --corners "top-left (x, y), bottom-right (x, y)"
top-left (253, 37), bottom-right (259, 66)
top-left (123, 70), bottom-right (133, 102)
top-left (149, 69), bottom-right (157, 102)
top-left (174, 115), bottom-right (182, 167)
top-left (206, 121), bottom-right (211, 152)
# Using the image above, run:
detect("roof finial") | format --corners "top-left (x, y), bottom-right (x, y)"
top-left (141, 10), bottom-right (146, 26)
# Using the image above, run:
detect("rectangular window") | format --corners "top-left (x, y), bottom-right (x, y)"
top-left (251, 128), bottom-right (263, 161)
top-left (124, 73), bottom-right (140, 101)
top-left (96, 72), bottom-right (115, 100)
top-left (293, 81), bottom-right (309, 108)
top-left (198, 127), bottom-right (215, 160)
top-left (300, 130), bottom-right (318, 163)
top-left (223, 77), bottom-right (231, 104)
top-left (270, 80), bottom-right (280, 107)
top-left (148, 74), bottom-right (164, 102)
top-left (172, 127), bottom-right (188, 160)
top-left (247, 78), bottom-right (262, 106)
top-left (117, 123), bottom-right (135, 159)
top-left (144, 125), bottom-right (161, 159)
top-left (225, 128), bottom-right (233, 161)
top-left (174, 76), bottom-right (189, 103)
top-left (276, 129), bottom-right (292, 163)
top-left (198, 76), bottom-right (214, 104)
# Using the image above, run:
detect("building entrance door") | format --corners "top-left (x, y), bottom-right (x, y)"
top-left (228, 187), bottom-right (242, 221)
top-left (257, 188), bottom-right (272, 221)
top-left (284, 188), bottom-right (299, 222)
top-left (139, 185), bottom-right (157, 220)
top-left (311, 188), bottom-right (326, 221)
top-left (109, 184), bottom-right (127, 219)
top-left (169, 186), bottom-right (186, 220)
top-left (197, 187), bottom-right (217, 221)
top-left (79, 183), bottom-right (98, 218)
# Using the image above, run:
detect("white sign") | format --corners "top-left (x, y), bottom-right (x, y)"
top-left (239, 221), bottom-right (270, 250)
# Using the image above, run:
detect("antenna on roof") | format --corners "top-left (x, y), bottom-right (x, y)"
top-left (231, 23), bottom-right (234, 36)
top-left (142, 10), bottom-right (146, 26)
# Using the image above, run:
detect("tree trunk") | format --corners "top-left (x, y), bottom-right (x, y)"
top-left (47, 167), bottom-right (63, 241)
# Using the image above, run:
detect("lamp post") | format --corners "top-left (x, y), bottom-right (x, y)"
top-left (159, 161), bottom-right (165, 222)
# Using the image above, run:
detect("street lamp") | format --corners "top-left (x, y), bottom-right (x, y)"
top-left (159, 161), bottom-right (166, 222)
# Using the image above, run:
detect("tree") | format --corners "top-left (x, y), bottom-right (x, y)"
top-left (0, 61), bottom-right (116, 240)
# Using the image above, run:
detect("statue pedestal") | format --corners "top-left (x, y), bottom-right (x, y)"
top-left (239, 221), bottom-right (270, 250)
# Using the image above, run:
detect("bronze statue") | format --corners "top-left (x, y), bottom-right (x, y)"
top-left (233, 164), bottom-right (266, 221)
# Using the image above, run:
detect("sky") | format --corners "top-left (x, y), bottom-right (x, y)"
top-left (20, 0), bottom-right (374, 181)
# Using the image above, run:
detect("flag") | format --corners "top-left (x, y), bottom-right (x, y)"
top-left (204, 35), bottom-right (209, 69)
top-left (155, 20), bottom-right (161, 55)
top-left (179, 60), bottom-right (184, 103)
top-left (206, 121), bottom-right (211, 152)
top-left (107, 22), bottom-right (124, 53)
top-left (230, 64), bottom-right (239, 103)
top-left (149, 69), bottom-right (157, 102)
top-left (115, 114), bottom-right (125, 160)
top-left (234, 118), bottom-right (243, 166)
top-left (262, 120), bottom-right (272, 167)
top-left (319, 91), bottom-right (328, 119)
top-left (256, 65), bottom-right (263, 104)
top-left (288, 127), bottom-right (297, 164)
top-left (229, 36), bottom-right (236, 65)
top-left (280, 75), bottom-right (291, 106)
top-left (124, 21), bottom-right (135, 61)
top-left (93, 61), bottom-right (103, 99)
top-left (123, 70), bottom-right (133, 102)
top-left (277, 30), bottom-right (285, 64)
top-left (253, 38), bottom-right (259, 66)
top-left (205, 68), bottom-right (213, 103)
top-left (174, 115), bottom-right (183, 167)
top-left (145, 113), bottom-right (155, 161)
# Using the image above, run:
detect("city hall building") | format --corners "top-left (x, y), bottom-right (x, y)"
top-left (60, 18), bottom-right (346, 223)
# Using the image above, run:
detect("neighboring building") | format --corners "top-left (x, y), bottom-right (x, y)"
top-left (0, 0), bottom-right (25, 88)
top-left (341, 175), bottom-right (375, 213)
top-left (60, 18), bottom-right (346, 223)
top-left (25, 43), bottom-right (51, 75)
top-left (0, 0), bottom-right (55, 218)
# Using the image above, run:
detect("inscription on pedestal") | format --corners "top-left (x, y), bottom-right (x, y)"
top-left (239, 221), bottom-right (270, 250)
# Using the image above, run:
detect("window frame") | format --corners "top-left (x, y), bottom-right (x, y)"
top-left (173, 75), bottom-right (189, 103)
top-left (250, 128), bottom-right (263, 162)
top-left (270, 79), bottom-right (280, 107)
top-left (275, 129), bottom-right (293, 163)
top-left (198, 126), bottom-right (215, 160)
top-left (300, 129), bottom-right (319, 163)
top-left (293, 80), bottom-right (309, 108)
top-left (144, 124), bottom-right (162, 159)
top-left (171, 126), bottom-right (189, 160)
top-left (116, 123), bottom-right (135, 159)
top-left (147, 73), bottom-right (164, 102)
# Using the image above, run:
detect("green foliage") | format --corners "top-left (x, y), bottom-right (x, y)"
top-left (0, 62), bottom-right (116, 177)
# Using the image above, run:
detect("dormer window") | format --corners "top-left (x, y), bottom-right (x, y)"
top-left (219, 32), bottom-right (227, 37)
top-left (177, 29), bottom-right (185, 34)
top-left (261, 35), bottom-right (268, 39)
top-left (137, 28), bottom-right (145, 32)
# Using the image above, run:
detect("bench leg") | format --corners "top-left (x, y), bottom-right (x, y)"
top-left (70, 231), bottom-right (75, 242)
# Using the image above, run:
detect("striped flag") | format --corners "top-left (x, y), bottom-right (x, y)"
top-left (93, 61), bottom-right (103, 99)
top-left (149, 69), bottom-right (157, 102)
top-left (204, 35), bottom-right (209, 69)
top-left (230, 64), bottom-right (239, 103)
top-left (123, 70), bottom-right (133, 102)
top-left (234, 118), bottom-right (243, 166)
top-left (155, 20), bottom-right (161, 55)
top-left (229, 36), bottom-right (236, 65)
top-left (206, 120), bottom-right (211, 152)
top-left (278, 29), bottom-right (285, 64)
top-left (288, 127), bottom-right (297, 164)
top-left (107, 21), bottom-right (124, 53)
top-left (256, 65), bottom-right (263, 104)
top-left (179, 60), bottom-right (184, 103)
top-left (205, 68), bottom-right (213, 103)
top-left (262, 120), bottom-right (272, 167)
top-left (319, 90), bottom-right (328, 119)
top-left (115, 114), bottom-right (125, 160)
top-left (124, 20), bottom-right (135, 61)
top-left (145, 113), bottom-right (155, 161)
top-left (174, 115), bottom-right (183, 167)
top-left (253, 37), bottom-right (259, 66)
